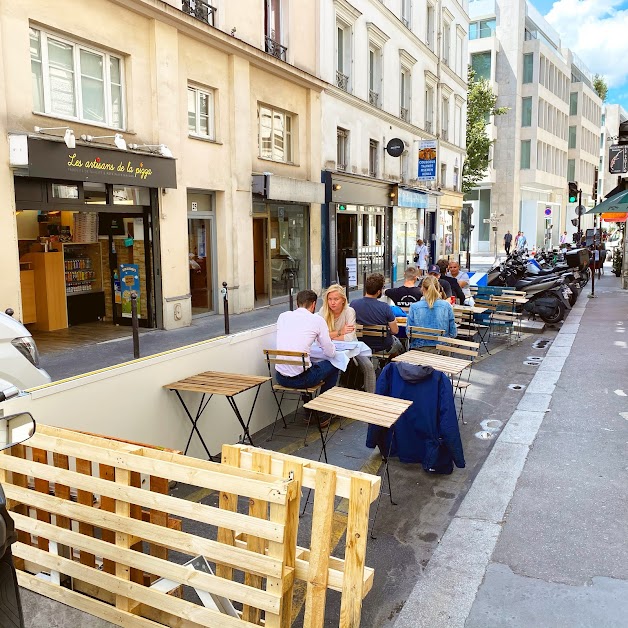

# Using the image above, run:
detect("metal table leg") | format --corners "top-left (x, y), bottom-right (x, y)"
top-left (226, 384), bottom-right (262, 446)
top-left (173, 390), bottom-right (215, 459)
top-left (370, 426), bottom-right (397, 540)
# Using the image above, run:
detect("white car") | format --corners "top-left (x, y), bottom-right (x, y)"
top-left (0, 311), bottom-right (51, 390)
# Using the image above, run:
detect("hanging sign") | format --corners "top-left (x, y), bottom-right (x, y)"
top-left (345, 258), bottom-right (357, 285)
top-left (418, 140), bottom-right (437, 181)
top-left (119, 264), bottom-right (141, 318)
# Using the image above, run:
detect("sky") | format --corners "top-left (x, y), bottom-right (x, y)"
top-left (534, 0), bottom-right (628, 112)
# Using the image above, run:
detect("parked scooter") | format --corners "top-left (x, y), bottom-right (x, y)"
top-left (0, 410), bottom-right (36, 628)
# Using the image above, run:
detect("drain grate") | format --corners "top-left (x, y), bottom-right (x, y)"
top-left (508, 384), bottom-right (525, 390)
top-left (524, 360), bottom-right (540, 366)
top-left (532, 339), bottom-right (551, 349)
top-left (526, 356), bottom-right (543, 362)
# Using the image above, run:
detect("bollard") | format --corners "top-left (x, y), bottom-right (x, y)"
top-left (369, 255), bottom-right (373, 273)
top-left (344, 267), bottom-right (350, 300)
top-left (221, 281), bottom-right (230, 334)
top-left (362, 271), bottom-right (367, 296)
top-left (130, 293), bottom-right (140, 359)
top-left (288, 273), bottom-right (294, 311)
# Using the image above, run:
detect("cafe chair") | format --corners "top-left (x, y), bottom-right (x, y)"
top-left (263, 349), bottom-right (324, 442)
top-left (355, 324), bottom-right (392, 368)
top-left (472, 298), bottom-right (496, 353)
top-left (406, 326), bottom-right (445, 352)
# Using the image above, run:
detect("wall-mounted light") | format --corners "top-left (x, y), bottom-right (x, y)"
top-left (389, 191), bottom-right (397, 199)
top-left (332, 183), bottom-right (342, 191)
top-left (34, 126), bottom-right (75, 149)
top-left (81, 133), bottom-right (127, 150)
top-left (128, 143), bottom-right (173, 158)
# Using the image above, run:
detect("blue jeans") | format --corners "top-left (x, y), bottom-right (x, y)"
top-left (275, 360), bottom-right (339, 394)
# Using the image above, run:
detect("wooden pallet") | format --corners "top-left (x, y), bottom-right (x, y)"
top-left (227, 444), bottom-right (381, 628)
top-left (0, 425), bottom-right (299, 628)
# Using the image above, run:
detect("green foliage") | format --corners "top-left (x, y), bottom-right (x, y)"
top-left (463, 67), bottom-right (508, 194)
top-left (612, 246), bottom-right (623, 276)
top-left (593, 74), bottom-right (608, 102)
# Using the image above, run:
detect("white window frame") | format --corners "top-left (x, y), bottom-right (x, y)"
top-left (400, 67), bottom-right (411, 120)
top-left (336, 19), bottom-right (352, 91)
top-left (442, 97), bottom-right (450, 141)
top-left (442, 19), bottom-right (451, 66)
top-left (30, 27), bottom-right (125, 130)
top-left (369, 139), bottom-right (379, 177)
top-left (337, 127), bottom-right (349, 171)
top-left (401, 0), bottom-right (412, 28)
top-left (426, 3), bottom-right (435, 50)
top-left (425, 84), bottom-right (434, 133)
top-left (188, 85), bottom-right (215, 140)
top-left (258, 104), bottom-right (293, 163)
top-left (368, 44), bottom-right (383, 108)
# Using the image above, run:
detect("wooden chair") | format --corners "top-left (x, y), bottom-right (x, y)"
top-left (355, 324), bottom-right (393, 366)
top-left (434, 336), bottom-right (480, 424)
top-left (407, 325), bottom-right (445, 352)
top-left (491, 295), bottom-right (523, 344)
top-left (262, 350), bottom-right (324, 441)
top-left (473, 298), bottom-right (497, 352)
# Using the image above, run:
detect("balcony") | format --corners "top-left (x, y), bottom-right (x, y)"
top-left (369, 90), bottom-right (381, 108)
top-left (336, 71), bottom-right (350, 91)
top-left (265, 36), bottom-right (287, 61)
top-left (400, 106), bottom-right (410, 122)
top-left (182, 0), bottom-right (216, 26)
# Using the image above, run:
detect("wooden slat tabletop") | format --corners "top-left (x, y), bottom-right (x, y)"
top-left (453, 305), bottom-right (488, 315)
top-left (164, 371), bottom-right (271, 396)
top-left (303, 388), bottom-right (412, 428)
top-left (392, 351), bottom-right (472, 376)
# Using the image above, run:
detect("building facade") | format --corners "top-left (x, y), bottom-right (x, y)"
top-left (1, 0), bottom-right (329, 335)
top-left (599, 103), bottom-right (628, 200)
top-left (319, 0), bottom-right (469, 286)
top-left (466, 0), bottom-right (602, 253)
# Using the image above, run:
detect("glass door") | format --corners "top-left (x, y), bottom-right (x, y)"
top-left (188, 216), bottom-right (215, 315)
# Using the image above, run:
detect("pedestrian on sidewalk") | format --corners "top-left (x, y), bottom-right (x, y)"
top-left (517, 231), bottom-right (527, 252)
top-left (514, 231), bottom-right (521, 249)
top-left (414, 239), bottom-right (429, 275)
top-left (504, 230), bottom-right (513, 255)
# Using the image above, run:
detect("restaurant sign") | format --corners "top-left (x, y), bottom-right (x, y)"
top-left (27, 137), bottom-right (177, 188)
top-left (418, 140), bottom-right (437, 181)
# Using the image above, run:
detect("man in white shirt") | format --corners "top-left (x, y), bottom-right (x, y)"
top-left (447, 261), bottom-right (472, 300)
top-left (274, 290), bottom-right (339, 395)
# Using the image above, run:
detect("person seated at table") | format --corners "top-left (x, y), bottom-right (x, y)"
top-left (407, 276), bottom-right (457, 353)
top-left (318, 284), bottom-right (376, 393)
top-left (420, 264), bottom-right (452, 299)
top-left (437, 259), bottom-right (466, 304)
top-left (275, 290), bottom-right (339, 400)
top-left (351, 273), bottom-right (403, 359)
top-left (447, 260), bottom-right (473, 303)
top-left (384, 266), bottom-right (422, 307)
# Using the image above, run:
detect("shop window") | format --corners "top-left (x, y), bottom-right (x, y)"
top-left (51, 183), bottom-right (79, 200)
top-left (113, 186), bottom-right (150, 205)
top-left (30, 27), bottom-right (125, 128)
top-left (188, 85), bottom-right (215, 140)
top-left (259, 105), bottom-right (293, 163)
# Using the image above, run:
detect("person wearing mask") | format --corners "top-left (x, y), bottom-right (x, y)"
top-left (318, 284), bottom-right (376, 393)
top-left (447, 261), bottom-right (472, 301)
top-left (385, 266), bottom-right (422, 307)
top-left (351, 273), bottom-right (403, 358)
top-left (437, 259), bottom-right (466, 304)
top-left (504, 230), bottom-right (513, 255)
top-left (407, 276), bottom-right (457, 353)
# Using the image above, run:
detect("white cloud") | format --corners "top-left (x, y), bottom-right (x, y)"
top-left (545, 0), bottom-right (628, 87)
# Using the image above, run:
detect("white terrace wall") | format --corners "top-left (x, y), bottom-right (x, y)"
top-left (1, 326), bottom-right (281, 459)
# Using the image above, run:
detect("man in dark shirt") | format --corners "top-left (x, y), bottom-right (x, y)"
top-left (436, 259), bottom-right (465, 303)
top-left (351, 273), bottom-right (403, 356)
top-left (384, 267), bottom-right (422, 307)
top-left (421, 264), bottom-right (453, 298)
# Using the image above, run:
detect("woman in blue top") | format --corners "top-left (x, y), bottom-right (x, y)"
top-left (407, 275), bottom-right (457, 352)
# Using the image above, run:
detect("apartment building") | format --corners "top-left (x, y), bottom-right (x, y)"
top-left (466, 0), bottom-right (602, 252)
top-left (320, 0), bottom-right (469, 286)
top-left (1, 0), bottom-right (329, 336)
top-left (599, 103), bottom-right (628, 200)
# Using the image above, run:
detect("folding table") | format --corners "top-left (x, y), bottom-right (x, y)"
top-left (164, 371), bottom-right (271, 459)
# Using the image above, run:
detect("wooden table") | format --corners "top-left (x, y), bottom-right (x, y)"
top-left (304, 387), bottom-right (412, 536)
top-left (165, 371), bottom-right (271, 458)
top-left (453, 305), bottom-right (488, 315)
top-left (392, 351), bottom-right (472, 377)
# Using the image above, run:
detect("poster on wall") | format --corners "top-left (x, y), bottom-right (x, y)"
top-left (418, 140), bottom-right (437, 181)
top-left (120, 264), bottom-right (141, 318)
top-left (346, 257), bottom-right (358, 285)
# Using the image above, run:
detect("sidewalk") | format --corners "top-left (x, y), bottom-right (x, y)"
top-left (395, 273), bottom-right (628, 627)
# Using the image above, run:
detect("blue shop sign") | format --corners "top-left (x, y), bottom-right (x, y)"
top-left (398, 188), bottom-right (428, 208)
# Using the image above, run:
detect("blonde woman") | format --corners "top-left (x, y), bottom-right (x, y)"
top-left (318, 284), bottom-right (376, 392)
top-left (407, 275), bottom-right (456, 352)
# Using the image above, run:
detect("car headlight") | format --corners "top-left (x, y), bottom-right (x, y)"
top-left (11, 336), bottom-right (41, 368)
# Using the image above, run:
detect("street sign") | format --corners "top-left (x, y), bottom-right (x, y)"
top-left (576, 205), bottom-right (586, 216)
top-left (544, 207), bottom-right (552, 216)
top-left (609, 144), bottom-right (628, 174)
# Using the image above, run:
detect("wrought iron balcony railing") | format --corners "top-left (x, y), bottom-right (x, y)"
top-left (265, 36), bottom-right (287, 61)
top-left (400, 106), bottom-right (409, 122)
top-left (182, 0), bottom-right (216, 26)
top-left (369, 90), bottom-right (380, 108)
top-left (336, 70), bottom-right (349, 91)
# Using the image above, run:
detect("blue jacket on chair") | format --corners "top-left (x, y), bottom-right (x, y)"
top-left (366, 362), bottom-right (465, 473)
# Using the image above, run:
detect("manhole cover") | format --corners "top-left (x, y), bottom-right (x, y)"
top-left (481, 419), bottom-right (503, 432)
top-left (524, 360), bottom-right (540, 366)
top-left (526, 356), bottom-right (543, 361)
top-left (508, 384), bottom-right (525, 390)
top-left (475, 431), bottom-right (494, 440)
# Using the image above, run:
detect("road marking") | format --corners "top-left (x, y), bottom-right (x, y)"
top-left (620, 412), bottom-right (628, 421)
top-left (614, 390), bottom-right (627, 397)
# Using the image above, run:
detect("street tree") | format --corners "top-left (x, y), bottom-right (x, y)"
top-left (463, 67), bottom-right (508, 194)
top-left (593, 74), bottom-right (608, 102)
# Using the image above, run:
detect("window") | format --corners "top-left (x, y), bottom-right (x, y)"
top-left (442, 21), bottom-right (451, 66)
top-left (567, 158), bottom-right (575, 181)
top-left (453, 166), bottom-right (459, 191)
top-left (522, 53), bottom-right (534, 84)
top-left (336, 22), bottom-right (351, 91)
top-left (425, 85), bottom-right (434, 133)
top-left (568, 125), bottom-right (577, 149)
top-left (400, 68), bottom-right (410, 120)
top-left (469, 19), bottom-right (496, 40)
top-left (265, 0), bottom-right (281, 43)
top-left (426, 3), bottom-right (435, 50)
top-left (456, 33), bottom-right (464, 76)
top-left (521, 97), bottom-right (532, 127)
top-left (401, 152), bottom-right (409, 181)
top-left (570, 92), bottom-right (578, 115)
top-left (188, 86), bottom-right (215, 139)
top-left (368, 46), bottom-right (382, 108)
top-left (441, 98), bottom-right (449, 140)
top-left (440, 163), bottom-right (447, 187)
top-left (471, 52), bottom-right (491, 81)
top-left (259, 105), bottom-right (293, 163)
top-left (337, 127), bottom-right (349, 171)
top-left (30, 27), bottom-right (124, 128)
top-left (520, 140), bottom-right (531, 169)
top-left (369, 139), bottom-right (379, 177)
top-left (401, 0), bottom-right (411, 28)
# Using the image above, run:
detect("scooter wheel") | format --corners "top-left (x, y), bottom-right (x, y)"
top-left (540, 300), bottom-right (566, 324)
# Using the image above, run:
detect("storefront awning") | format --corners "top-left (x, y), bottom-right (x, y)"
top-left (10, 134), bottom-right (177, 188)
top-left (252, 174), bottom-right (324, 204)
top-left (601, 212), bottom-right (627, 223)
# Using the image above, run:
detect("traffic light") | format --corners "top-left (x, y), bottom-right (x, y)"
top-left (568, 181), bottom-right (578, 204)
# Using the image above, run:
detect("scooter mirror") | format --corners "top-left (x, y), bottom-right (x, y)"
top-left (0, 412), bottom-right (36, 451)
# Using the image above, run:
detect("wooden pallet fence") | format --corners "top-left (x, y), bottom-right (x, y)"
top-left (0, 424), bottom-right (299, 628)
top-left (226, 444), bottom-right (381, 628)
